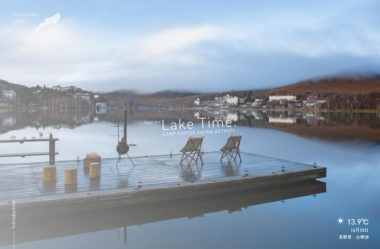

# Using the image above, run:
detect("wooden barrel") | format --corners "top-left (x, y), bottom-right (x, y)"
top-left (64, 168), bottom-right (77, 185)
top-left (84, 153), bottom-right (101, 168)
top-left (43, 165), bottom-right (56, 182)
top-left (89, 162), bottom-right (101, 179)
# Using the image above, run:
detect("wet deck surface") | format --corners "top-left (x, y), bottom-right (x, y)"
top-left (0, 152), bottom-right (322, 204)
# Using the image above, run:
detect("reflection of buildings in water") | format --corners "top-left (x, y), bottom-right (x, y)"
top-left (225, 113), bottom-right (238, 122)
top-left (106, 109), bottom-right (380, 141)
top-left (0, 109), bottom-right (94, 135)
top-left (249, 111), bottom-right (263, 120)
top-left (205, 110), bottom-right (223, 120)
top-left (304, 112), bottom-right (325, 126)
top-left (0, 180), bottom-right (326, 247)
top-left (196, 110), bottom-right (240, 124)
top-left (0, 115), bottom-right (16, 127)
top-left (269, 117), bottom-right (297, 124)
top-left (267, 111), bottom-right (325, 125)
top-left (96, 102), bottom-right (108, 115)
top-left (148, 110), bottom-right (380, 133)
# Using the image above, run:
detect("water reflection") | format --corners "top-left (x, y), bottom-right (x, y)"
top-left (0, 108), bottom-right (378, 248)
top-left (180, 163), bottom-right (203, 182)
top-left (0, 108), bottom-right (93, 135)
top-left (220, 162), bottom-right (241, 176)
top-left (0, 180), bottom-right (325, 247)
top-left (2, 108), bottom-right (380, 141)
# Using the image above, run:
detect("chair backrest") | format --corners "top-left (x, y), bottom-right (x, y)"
top-left (223, 135), bottom-right (242, 150)
top-left (182, 137), bottom-right (204, 152)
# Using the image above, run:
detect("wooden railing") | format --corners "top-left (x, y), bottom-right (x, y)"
top-left (0, 134), bottom-right (58, 164)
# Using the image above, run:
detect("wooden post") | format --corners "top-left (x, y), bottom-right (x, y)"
top-left (89, 162), bottom-right (101, 179)
top-left (49, 134), bottom-right (56, 165)
top-left (124, 226), bottom-right (127, 245)
top-left (124, 109), bottom-right (127, 142)
top-left (64, 168), bottom-right (77, 185)
top-left (43, 165), bottom-right (56, 182)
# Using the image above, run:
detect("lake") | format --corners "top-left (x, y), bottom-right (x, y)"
top-left (0, 108), bottom-right (379, 249)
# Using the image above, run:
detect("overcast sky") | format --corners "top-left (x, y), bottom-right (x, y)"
top-left (0, 0), bottom-right (379, 92)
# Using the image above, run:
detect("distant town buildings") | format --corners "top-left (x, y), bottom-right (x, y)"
top-left (0, 89), bottom-right (16, 106)
top-left (193, 98), bottom-right (200, 106)
top-left (223, 95), bottom-right (239, 105)
top-left (269, 95), bottom-right (297, 102)
top-left (194, 94), bottom-right (241, 108)
top-left (1, 89), bottom-right (16, 102)
top-left (203, 98), bottom-right (225, 108)
top-left (251, 99), bottom-right (264, 107)
top-left (74, 92), bottom-right (91, 101)
top-left (0, 82), bottom-right (98, 110)
top-left (193, 92), bottom-right (331, 110)
top-left (52, 85), bottom-right (82, 93)
top-left (0, 98), bottom-right (9, 107)
top-left (303, 94), bottom-right (327, 108)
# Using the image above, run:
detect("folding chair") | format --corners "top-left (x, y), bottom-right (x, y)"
top-left (180, 136), bottom-right (204, 166)
top-left (220, 135), bottom-right (242, 164)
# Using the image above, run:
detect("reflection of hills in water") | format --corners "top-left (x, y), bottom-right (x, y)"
top-left (0, 109), bottom-right (94, 134)
top-left (239, 111), bottom-right (380, 141)
top-left (1, 108), bottom-right (380, 140)
top-left (119, 109), bottom-right (380, 141)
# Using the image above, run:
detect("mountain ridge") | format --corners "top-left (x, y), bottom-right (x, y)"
top-left (268, 74), bottom-right (380, 95)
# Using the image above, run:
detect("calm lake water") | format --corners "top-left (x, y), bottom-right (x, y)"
top-left (0, 109), bottom-right (379, 249)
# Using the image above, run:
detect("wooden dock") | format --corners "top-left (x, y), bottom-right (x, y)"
top-left (0, 151), bottom-right (326, 207)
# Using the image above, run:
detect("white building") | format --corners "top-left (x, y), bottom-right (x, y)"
top-left (223, 94), bottom-right (239, 105)
top-left (1, 90), bottom-right (16, 102)
top-left (1, 116), bottom-right (16, 126)
top-left (193, 98), bottom-right (200, 106)
top-left (205, 99), bottom-right (224, 107)
top-left (250, 111), bottom-right (263, 120)
top-left (75, 93), bottom-right (91, 101)
top-left (224, 113), bottom-right (238, 122)
top-left (251, 99), bottom-right (264, 107)
top-left (269, 95), bottom-right (296, 102)
top-left (0, 98), bottom-right (9, 107)
top-left (52, 85), bottom-right (62, 91)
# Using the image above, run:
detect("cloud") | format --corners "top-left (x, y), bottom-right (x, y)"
top-left (222, 13), bottom-right (380, 58)
top-left (0, 2), bottom-right (380, 93)
top-left (137, 25), bottom-right (218, 58)
top-left (36, 13), bottom-right (61, 31)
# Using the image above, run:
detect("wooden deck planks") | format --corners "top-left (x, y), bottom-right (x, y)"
top-left (0, 152), bottom-right (326, 206)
